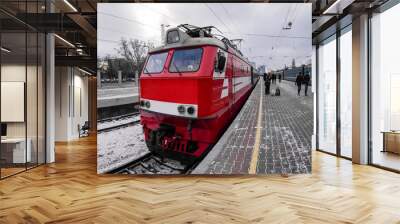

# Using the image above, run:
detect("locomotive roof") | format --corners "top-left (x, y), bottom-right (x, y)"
top-left (149, 37), bottom-right (251, 65)
top-left (149, 25), bottom-right (251, 65)
top-left (149, 37), bottom-right (227, 53)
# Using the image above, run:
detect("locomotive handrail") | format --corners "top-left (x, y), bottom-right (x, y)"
top-left (177, 24), bottom-right (223, 38)
top-left (176, 24), bottom-right (243, 57)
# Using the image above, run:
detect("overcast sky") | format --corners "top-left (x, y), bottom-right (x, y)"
top-left (98, 3), bottom-right (311, 71)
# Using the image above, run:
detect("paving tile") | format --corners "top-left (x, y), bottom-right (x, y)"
top-left (198, 80), bottom-right (312, 174)
top-left (256, 81), bottom-right (312, 174)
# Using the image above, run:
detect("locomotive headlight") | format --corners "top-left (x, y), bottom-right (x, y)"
top-left (187, 106), bottom-right (195, 115)
top-left (177, 105), bottom-right (185, 114)
top-left (140, 100), bottom-right (145, 107)
top-left (145, 101), bottom-right (151, 108)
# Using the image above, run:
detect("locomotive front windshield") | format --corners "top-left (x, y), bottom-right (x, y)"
top-left (143, 52), bottom-right (168, 74)
top-left (169, 48), bottom-right (203, 73)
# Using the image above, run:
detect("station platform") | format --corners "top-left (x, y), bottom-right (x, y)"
top-left (193, 80), bottom-right (312, 174)
top-left (97, 85), bottom-right (139, 108)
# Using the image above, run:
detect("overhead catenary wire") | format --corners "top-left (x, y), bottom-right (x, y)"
top-left (98, 38), bottom-right (120, 43)
top-left (98, 26), bottom-right (161, 43)
top-left (290, 4), bottom-right (300, 30)
top-left (204, 3), bottom-right (232, 34)
top-left (220, 4), bottom-right (239, 34)
top-left (98, 11), bottom-right (160, 31)
top-left (289, 5), bottom-right (299, 54)
top-left (142, 4), bottom-right (180, 25)
top-left (267, 4), bottom-right (295, 70)
top-left (272, 5), bottom-right (293, 52)
top-left (98, 38), bottom-right (158, 44)
top-left (223, 32), bottom-right (310, 39)
top-left (98, 5), bottom-right (307, 72)
top-left (249, 55), bottom-right (311, 59)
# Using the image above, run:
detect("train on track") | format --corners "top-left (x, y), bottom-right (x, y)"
top-left (139, 24), bottom-right (258, 163)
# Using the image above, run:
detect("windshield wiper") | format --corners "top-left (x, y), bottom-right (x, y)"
top-left (172, 61), bottom-right (183, 76)
top-left (143, 65), bottom-right (152, 76)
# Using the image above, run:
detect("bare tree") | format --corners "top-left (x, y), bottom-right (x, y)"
top-left (116, 38), bottom-right (155, 76)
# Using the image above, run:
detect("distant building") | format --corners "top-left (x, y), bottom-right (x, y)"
top-left (99, 58), bottom-right (137, 83)
top-left (258, 65), bottom-right (266, 74)
top-left (271, 64), bottom-right (311, 83)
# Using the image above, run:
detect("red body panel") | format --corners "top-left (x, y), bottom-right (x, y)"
top-left (140, 44), bottom-right (255, 159)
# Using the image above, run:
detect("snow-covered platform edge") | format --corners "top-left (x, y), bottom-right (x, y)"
top-left (192, 81), bottom-right (260, 174)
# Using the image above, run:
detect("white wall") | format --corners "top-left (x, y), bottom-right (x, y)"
top-left (71, 72), bottom-right (89, 138)
top-left (1, 63), bottom-right (46, 164)
top-left (1, 82), bottom-right (25, 122)
top-left (1, 64), bottom-right (40, 138)
top-left (55, 66), bottom-right (69, 141)
top-left (55, 67), bottom-right (89, 141)
top-left (1, 65), bottom-right (26, 139)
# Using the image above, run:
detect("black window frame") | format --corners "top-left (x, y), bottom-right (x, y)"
top-left (214, 49), bottom-right (227, 73)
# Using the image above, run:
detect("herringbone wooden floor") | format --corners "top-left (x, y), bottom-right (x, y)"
top-left (1, 135), bottom-right (400, 223)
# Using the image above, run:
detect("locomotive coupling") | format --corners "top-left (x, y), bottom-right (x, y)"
top-left (161, 135), bottom-right (180, 150)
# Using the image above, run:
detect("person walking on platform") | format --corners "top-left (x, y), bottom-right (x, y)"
top-left (295, 72), bottom-right (303, 96)
top-left (278, 74), bottom-right (282, 83)
top-left (303, 73), bottom-right (310, 96)
top-left (264, 73), bottom-right (271, 95)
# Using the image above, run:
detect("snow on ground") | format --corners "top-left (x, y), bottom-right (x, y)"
top-left (97, 85), bottom-right (139, 108)
top-left (98, 93), bottom-right (138, 100)
top-left (97, 124), bottom-right (149, 174)
top-left (122, 157), bottom-right (186, 175)
top-left (99, 82), bottom-right (137, 89)
top-left (274, 80), bottom-right (313, 110)
top-left (97, 115), bottom-right (140, 130)
top-left (98, 86), bottom-right (138, 98)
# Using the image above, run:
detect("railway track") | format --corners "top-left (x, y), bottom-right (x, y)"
top-left (98, 112), bottom-right (140, 123)
top-left (107, 143), bottom-right (214, 175)
top-left (97, 112), bottom-right (141, 133)
top-left (99, 121), bottom-right (140, 133)
top-left (108, 152), bottom-right (192, 174)
top-left (97, 120), bottom-right (140, 133)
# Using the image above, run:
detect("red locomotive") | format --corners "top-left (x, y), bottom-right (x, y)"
top-left (140, 24), bottom-right (257, 163)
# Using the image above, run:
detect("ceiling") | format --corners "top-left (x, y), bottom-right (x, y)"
top-left (0, 0), bottom-right (393, 72)
top-left (1, 0), bottom-right (97, 72)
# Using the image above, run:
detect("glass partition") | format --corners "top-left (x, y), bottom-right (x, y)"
top-left (27, 31), bottom-right (38, 169)
top-left (0, 1), bottom-right (46, 179)
top-left (1, 31), bottom-right (28, 177)
top-left (38, 32), bottom-right (46, 165)
top-left (339, 27), bottom-right (352, 158)
top-left (371, 3), bottom-right (400, 171)
top-left (317, 35), bottom-right (337, 154)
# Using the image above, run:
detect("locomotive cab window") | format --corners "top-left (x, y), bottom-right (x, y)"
top-left (167, 30), bottom-right (180, 44)
top-left (143, 52), bottom-right (168, 74)
top-left (169, 48), bottom-right (203, 73)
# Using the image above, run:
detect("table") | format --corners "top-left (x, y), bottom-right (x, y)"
top-left (381, 131), bottom-right (400, 154)
top-left (1, 138), bottom-right (31, 164)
